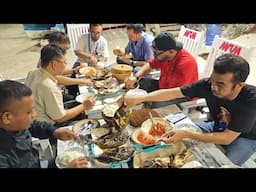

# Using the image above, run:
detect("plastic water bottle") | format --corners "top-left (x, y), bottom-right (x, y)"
top-left (55, 24), bottom-right (65, 33)
top-left (205, 24), bottom-right (222, 46)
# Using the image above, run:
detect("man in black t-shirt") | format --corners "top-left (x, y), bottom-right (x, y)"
top-left (123, 53), bottom-right (256, 166)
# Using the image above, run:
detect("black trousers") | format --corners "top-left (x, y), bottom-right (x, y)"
top-left (138, 77), bottom-right (189, 108)
top-left (65, 61), bottom-right (80, 98)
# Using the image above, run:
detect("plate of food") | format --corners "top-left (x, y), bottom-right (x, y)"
top-left (131, 129), bottom-right (159, 147)
top-left (55, 147), bottom-right (86, 168)
top-left (141, 117), bottom-right (174, 137)
top-left (75, 92), bottom-right (95, 103)
top-left (79, 66), bottom-right (97, 77)
top-left (131, 117), bottom-right (174, 147)
top-left (92, 77), bottom-right (122, 96)
top-left (72, 119), bottom-right (100, 135)
top-left (133, 142), bottom-right (196, 168)
top-left (94, 144), bottom-right (135, 168)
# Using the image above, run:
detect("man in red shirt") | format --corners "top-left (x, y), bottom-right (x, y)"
top-left (125, 32), bottom-right (198, 108)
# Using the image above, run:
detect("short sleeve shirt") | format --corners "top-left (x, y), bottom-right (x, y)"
top-left (25, 69), bottom-right (66, 124)
top-left (75, 33), bottom-right (109, 62)
top-left (125, 32), bottom-right (154, 62)
top-left (180, 78), bottom-right (256, 139)
top-left (149, 49), bottom-right (198, 89)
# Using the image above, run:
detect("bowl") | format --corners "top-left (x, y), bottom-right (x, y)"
top-left (141, 117), bottom-right (174, 136)
top-left (112, 72), bottom-right (132, 83)
top-left (111, 64), bottom-right (133, 83)
top-left (111, 64), bottom-right (133, 74)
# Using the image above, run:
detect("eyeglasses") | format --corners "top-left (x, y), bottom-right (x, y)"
top-left (153, 49), bottom-right (167, 57)
top-left (54, 59), bottom-right (67, 65)
top-left (152, 45), bottom-right (166, 57)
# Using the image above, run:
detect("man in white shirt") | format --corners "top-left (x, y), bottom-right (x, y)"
top-left (74, 24), bottom-right (109, 65)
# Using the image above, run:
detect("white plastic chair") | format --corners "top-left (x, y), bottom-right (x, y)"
top-left (66, 24), bottom-right (90, 61)
top-left (200, 35), bottom-right (255, 79)
top-left (177, 25), bottom-right (204, 59)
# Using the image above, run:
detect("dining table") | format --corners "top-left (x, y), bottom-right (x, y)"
top-left (57, 104), bottom-right (234, 168)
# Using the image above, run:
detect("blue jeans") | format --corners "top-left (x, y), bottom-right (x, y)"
top-left (194, 121), bottom-right (256, 166)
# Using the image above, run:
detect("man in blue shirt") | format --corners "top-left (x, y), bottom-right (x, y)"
top-left (113, 24), bottom-right (154, 73)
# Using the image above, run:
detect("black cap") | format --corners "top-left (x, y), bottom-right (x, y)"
top-left (154, 32), bottom-right (183, 51)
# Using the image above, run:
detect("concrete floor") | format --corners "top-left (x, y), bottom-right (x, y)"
top-left (0, 24), bottom-right (128, 79)
top-left (1, 24), bottom-right (255, 86)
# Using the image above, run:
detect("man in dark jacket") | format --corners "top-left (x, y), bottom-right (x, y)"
top-left (0, 80), bottom-right (88, 168)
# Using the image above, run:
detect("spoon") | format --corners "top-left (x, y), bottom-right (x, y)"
top-left (149, 112), bottom-right (155, 126)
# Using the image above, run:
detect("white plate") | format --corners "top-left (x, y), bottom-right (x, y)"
top-left (126, 89), bottom-right (147, 110)
top-left (174, 123), bottom-right (202, 142)
top-left (75, 92), bottom-right (95, 103)
top-left (72, 119), bottom-right (100, 134)
top-left (131, 118), bottom-right (174, 147)
top-left (141, 117), bottom-right (174, 135)
top-left (126, 88), bottom-right (147, 96)
top-left (79, 66), bottom-right (97, 76)
top-left (174, 123), bottom-right (202, 132)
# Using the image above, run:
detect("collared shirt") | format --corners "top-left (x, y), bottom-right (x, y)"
top-left (0, 120), bottom-right (55, 168)
top-left (125, 32), bottom-right (154, 62)
top-left (25, 69), bottom-right (66, 124)
top-left (149, 49), bottom-right (198, 89)
top-left (75, 33), bottom-right (109, 62)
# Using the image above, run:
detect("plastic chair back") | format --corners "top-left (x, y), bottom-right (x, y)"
top-left (177, 25), bottom-right (204, 59)
top-left (200, 35), bottom-right (255, 79)
top-left (66, 24), bottom-right (90, 61)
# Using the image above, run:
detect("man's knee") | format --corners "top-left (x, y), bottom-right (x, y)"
top-left (138, 78), bottom-right (158, 93)
top-left (225, 137), bottom-right (256, 166)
